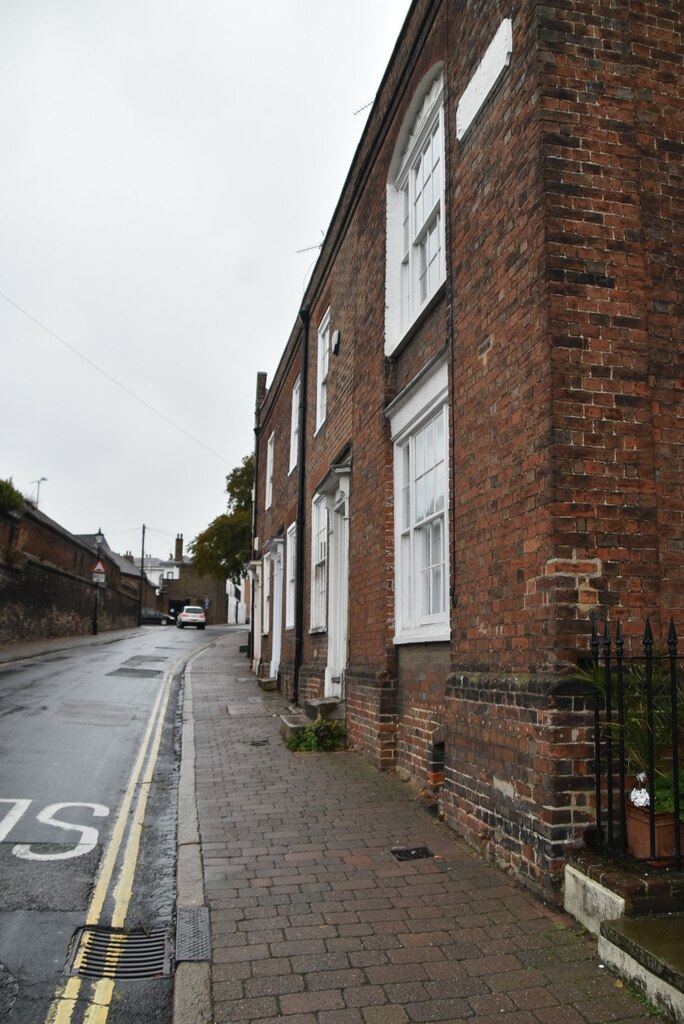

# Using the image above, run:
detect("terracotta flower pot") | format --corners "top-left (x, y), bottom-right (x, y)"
top-left (625, 803), bottom-right (677, 864)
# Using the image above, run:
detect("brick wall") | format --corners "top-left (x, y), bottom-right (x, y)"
top-left (443, 673), bottom-right (596, 897)
top-left (251, 0), bottom-right (682, 897)
top-left (541, 0), bottom-right (684, 649)
top-left (164, 571), bottom-right (228, 624)
top-left (0, 508), bottom-right (141, 642)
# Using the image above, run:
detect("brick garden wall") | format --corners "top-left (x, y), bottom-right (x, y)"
top-left (0, 508), bottom-right (141, 642)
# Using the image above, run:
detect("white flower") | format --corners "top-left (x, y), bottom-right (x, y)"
top-left (626, 782), bottom-right (651, 806)
top-left (630, 780), bottom-right (650, 807)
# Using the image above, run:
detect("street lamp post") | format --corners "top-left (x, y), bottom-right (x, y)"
top-left (92, 528), bottom-right (104, 635)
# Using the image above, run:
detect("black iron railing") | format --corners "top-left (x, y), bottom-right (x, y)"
top-left (587, 618), bottom-right (682, 868)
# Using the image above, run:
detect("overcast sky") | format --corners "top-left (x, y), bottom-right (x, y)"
top-left (1, 0), bottom-right (410, 561)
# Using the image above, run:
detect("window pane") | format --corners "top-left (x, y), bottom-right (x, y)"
top-left (421, 566), bottom-right (430, 617)
top-left (424, 466), bottom-right (435, 518)
top-left (402, 186), bottom-right (409, 257)
top-left (415, 475), bottom-right (425, 522)
top-left (415, 428), bottom-right (425, 476)
top-left (431, 563), bottom-right (443, 615)
top-left (402, 533), bottom-right (411, 626)
top-left (420, 522), bottom-right (431, 570)
top-left (425, 419), bottom-right (434, 466)
top-left (435, 459), bottom-right (445, 512)
top-left (414, 157), bottom-right (424, 230)
top-left (434, 408), bottom-right (444, 449)
top-left (431, 518), bottom-right (443, 565)
top-left (431, 123), bottom-right (441, 204)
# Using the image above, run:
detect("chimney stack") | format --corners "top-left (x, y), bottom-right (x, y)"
top-left (175, 533), bottom-right (183, 562)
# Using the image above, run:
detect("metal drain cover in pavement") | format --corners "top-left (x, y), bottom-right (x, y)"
top-left (176, 906), bottom-right (211, 962)
top-left (66, 926), bottom-right (172, 979)
top-left (391, 846), bottom-right (434, 861)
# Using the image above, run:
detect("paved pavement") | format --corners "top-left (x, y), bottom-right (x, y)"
top-left (176, 631), bottom-right (656, 1024)
top-left (0, 626), bottom-right (140, 664)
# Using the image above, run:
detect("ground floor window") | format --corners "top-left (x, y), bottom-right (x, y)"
top-left (388, 358), bottom-right (449, 644)
top-left (310, 495), bottom-right (327, 630)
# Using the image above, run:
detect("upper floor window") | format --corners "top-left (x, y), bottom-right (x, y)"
top-left (316, 310), bottom-right (330, 431)
top-left (289, 376), bottom-right (300, 472)
top-left (265, 431), bottom-right (274, 510)
top-left (385, 72), bottom-right (445, 355)
top-left (310, 494), bottom-right (328, 630)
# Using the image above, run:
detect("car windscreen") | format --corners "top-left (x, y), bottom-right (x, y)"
top-left (184, 607), bottom-right (203, 613)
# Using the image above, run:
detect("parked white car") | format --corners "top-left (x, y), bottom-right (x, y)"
top-left (176, 605), bottom-right (206, 630)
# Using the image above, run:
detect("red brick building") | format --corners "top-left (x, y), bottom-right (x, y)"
top-left (251, 0), bottom-right (683, 898)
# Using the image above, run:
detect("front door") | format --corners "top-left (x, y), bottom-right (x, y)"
top-left (325, 472), bottom-right (350, 699)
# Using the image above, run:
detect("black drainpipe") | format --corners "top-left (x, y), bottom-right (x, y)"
top-left (293, 306), bottom-right (310, 705)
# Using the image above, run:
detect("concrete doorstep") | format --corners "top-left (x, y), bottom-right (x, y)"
top-left (565, 857), bottom-right (684, 1020)
top-left (599, 916), bottom-right (684, 1023)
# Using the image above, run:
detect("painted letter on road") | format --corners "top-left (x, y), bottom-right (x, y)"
top-left (12, 802), bottom-right (109, 861)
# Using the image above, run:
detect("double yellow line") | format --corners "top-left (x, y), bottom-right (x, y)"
top-left (46, 662), bottom-right (177, 1024)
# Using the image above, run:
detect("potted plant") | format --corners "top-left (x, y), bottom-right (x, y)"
top-left (625, 771), bottom-right (684, 862)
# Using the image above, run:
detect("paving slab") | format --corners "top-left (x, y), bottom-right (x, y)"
top-left (177, 632), bottom-right (660, 1023)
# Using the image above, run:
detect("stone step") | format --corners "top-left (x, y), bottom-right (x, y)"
top-left (303, 698), bottom-right (344, 721)
top-left (566, 851), bottom-right (684, 931)
top-left (258, 677), bottom-right (277, 692)
top-left (279, 714), bottom-right (307, 743)
top-left (599, 914), bottom-right (684, 1021)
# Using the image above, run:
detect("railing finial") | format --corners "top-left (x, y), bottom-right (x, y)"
top-left (668, 617), bottom-right (678, 651)
top-left (643, 618), bottom-right (654, 654)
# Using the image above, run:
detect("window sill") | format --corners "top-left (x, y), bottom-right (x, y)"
top-left (386, 280), bottom-right (446, 359)
top-left (309, 626), bottom-right (327, 636)
top-left (393, 625), bottom-right (450, 646)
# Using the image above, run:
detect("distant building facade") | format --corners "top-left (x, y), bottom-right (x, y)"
top-left (136, 533), bottom-right (235, 625)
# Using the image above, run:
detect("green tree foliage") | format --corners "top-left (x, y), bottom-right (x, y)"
top-left (189, 454), bottom-right (253, 582)
top-left (0, 478), bottom-right (25, 516)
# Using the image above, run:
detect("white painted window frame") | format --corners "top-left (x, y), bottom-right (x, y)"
top-left (289, 375), bottom-right (301, 473)
top-left (385, 74), bottom-right (445, 355)
top-left (265, 431), bottom-right (274, 510)
top-left (316, 309), bottom-right (330, 432)
top-left (262, 552), bottom-right (271, 635)
top-left (285, 522), bottom-right (296, 630)
top-left (310, 494), bottom-right (328, 630)
top-left (388, 359), bottom-right (450, 644)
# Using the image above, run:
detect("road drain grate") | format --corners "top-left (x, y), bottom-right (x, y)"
top-left (176, 906), bottom-right (211, 962)
top-left (391, 846), bottom-right (434, 862)
top-left (66, 926), bottom-right (172, 979)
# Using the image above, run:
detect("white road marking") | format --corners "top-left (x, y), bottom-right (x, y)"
top-left (12, 803), bottom-right (109, 861)
top-left (0, 798), bottom-right (31, 842)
